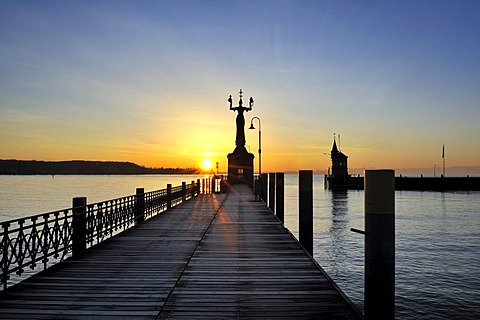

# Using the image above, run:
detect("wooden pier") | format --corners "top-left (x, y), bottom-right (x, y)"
top-left (0, 185), bottom-right (361, 319)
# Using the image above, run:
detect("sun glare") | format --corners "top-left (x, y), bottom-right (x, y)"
top-left (201, 159), bottom-right (213, 171)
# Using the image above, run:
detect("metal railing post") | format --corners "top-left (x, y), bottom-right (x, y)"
top-left (1, 222), bottom-right (9, 290)
top-left (364, 169), bottom-right (395, 320)
top-left (72, 197), bottom-right (87, 259)
top-left (299, 170), bottom-right (313, 255)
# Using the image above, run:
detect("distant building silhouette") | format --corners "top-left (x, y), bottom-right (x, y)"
top-left (324, 137), bottom-right (480, 191)
top-left (330, 138), bottom-right (348, 184)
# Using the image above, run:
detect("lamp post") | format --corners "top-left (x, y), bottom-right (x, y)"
top-left (249, 117), bottom-right (261, 176)
top-left (249, 117), bottom-right (261, 199)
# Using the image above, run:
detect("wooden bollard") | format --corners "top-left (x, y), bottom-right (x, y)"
top-left (254, 178), bottom-right (260, 200)
top-left (261, 173), bottom-right (268, 203)
top-left (167, 184), bottom-right (172, 209)
top-left (269, 173), bottom-right (275, 213)
top-left (72, 197), bottom-right (87, 259)
top-left (197, 179), bottom-right (201, 196)
top-left (299, 170), bottom-right (313, 255)
top-left (364, 170), bottom-right (395, 320)
top-left (136, 188), bottom-right (145, 223)
top-left (276, 173), bottom-right (284, 224)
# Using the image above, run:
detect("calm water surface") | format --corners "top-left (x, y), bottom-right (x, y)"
top-left (1, 174), bottom-right (479, 319)
top-left (0, 175), bottom-right (202, 220)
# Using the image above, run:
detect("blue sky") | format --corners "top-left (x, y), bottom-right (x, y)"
top-left (1, 1), bottom-right (479, 173)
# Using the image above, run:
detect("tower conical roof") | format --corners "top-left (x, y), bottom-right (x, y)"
top-left (331, 139), bottom-right (339, 154)
top-left (331, 138), bottom-right (347, 159)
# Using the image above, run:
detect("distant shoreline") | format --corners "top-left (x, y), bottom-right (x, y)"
top-left (0, 160), bottom-right (198, 175)
top-left (2, 160), bottom-right (479, 177)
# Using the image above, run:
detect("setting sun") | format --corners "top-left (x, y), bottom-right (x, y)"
top-left (201, 159), bottom-right (213, 172)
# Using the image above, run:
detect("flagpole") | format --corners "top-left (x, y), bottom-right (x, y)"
top-left (442, 144), bottom-right (445, 177)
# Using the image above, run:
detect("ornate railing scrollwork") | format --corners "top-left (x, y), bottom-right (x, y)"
top-left (1, 180), bottom-right (201, 291)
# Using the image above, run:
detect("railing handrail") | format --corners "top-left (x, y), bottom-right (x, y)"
top-left (0, 179), bottom-right (206, 291)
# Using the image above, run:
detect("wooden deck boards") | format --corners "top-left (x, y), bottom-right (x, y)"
top-left (0, 185), bottom-right (361, 319)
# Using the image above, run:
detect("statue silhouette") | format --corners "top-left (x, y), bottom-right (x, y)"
top-left (229, 90), bottom-right (252, 147)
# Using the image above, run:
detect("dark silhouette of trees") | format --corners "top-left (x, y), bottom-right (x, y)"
top-left (0, 160), bottom-right (197, 175)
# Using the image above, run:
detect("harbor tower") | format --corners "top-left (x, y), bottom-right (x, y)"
top-left (329, 136), bottom-right (349, 189)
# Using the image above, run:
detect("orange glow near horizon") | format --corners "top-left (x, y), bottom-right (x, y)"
top-left (2, 100), bottom-right (479, 174)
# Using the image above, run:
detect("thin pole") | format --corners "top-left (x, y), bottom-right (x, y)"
top-left (259, 128), bottom-right (262, 177)
top-left (442, 144), bottom-right (446, 177)
top-left (250, 116), bottom-right (261, 176)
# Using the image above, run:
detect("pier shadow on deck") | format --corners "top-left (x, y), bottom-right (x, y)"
top-left (0, 185), bottom-right (361, 319)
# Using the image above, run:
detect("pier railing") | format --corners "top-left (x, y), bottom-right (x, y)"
top-left (0, 180), bottom-right (208, 291)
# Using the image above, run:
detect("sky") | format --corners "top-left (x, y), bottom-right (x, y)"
top-left (1, 0), bottom-right (479, 174)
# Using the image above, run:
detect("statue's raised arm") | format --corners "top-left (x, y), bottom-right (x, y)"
top-left (248, 97), bottom-right (254, 110)
top-left (228, 95), bottom-right (233, 110)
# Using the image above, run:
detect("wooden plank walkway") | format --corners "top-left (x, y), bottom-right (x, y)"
top-left (0, 185), bottom-right (362, 319)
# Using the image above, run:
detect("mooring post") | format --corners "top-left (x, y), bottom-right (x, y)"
top-left (197, 179), bottom-right (201, 196)
top-left (254, 177), bottom-right (260, 200)
top-left (299, 170), bottom-right (313, 255)
top-left (167, 184), bottom-right (172, 209)
top-left (211, 177), bottom-right (216, 194)
top-left (136, 188), bottom-right (145, 224)
top-left (269, 173), bottom-right (276, 213)
top-left (261, 173), bottom-right (268, 203)
top-left (364, 169), bottom-right (395, 320)
top-left (182, 182), bottom-right (186, 202)
top-left (276, 172), bottom-right (285, 224)
top-left (72, 197), bottom-right (87, 259)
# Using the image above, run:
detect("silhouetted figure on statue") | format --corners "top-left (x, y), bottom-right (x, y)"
top-left (227, 89), bottom-right (255, 187)
top-left (229, 89), bottom-right (253, 147)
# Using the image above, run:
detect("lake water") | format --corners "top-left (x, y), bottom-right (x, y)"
top-left (1, 174), bottom-right (479, 319)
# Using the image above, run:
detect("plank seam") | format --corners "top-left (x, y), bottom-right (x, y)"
top-left (154, 193), bottom-right (230, 320)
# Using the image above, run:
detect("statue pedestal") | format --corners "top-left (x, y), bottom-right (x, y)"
top-left (227, 146), bottom-right (254, 186)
